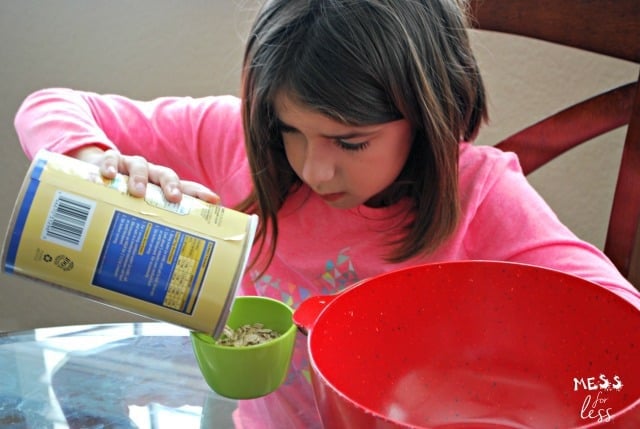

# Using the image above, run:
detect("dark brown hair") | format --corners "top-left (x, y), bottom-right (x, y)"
top-left (237, 0), bottom-right (487, 269)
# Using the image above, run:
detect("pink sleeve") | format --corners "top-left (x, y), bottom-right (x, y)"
top-left (13, 88), bottom-right (250, 203)
top-left (462, 148), bottom-right (640, 308)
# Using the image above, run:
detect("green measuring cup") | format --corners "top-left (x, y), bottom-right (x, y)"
top-left (190, 296), bottom-right (296, 399)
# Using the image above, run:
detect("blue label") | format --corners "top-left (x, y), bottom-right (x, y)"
top-left (4, 157), bottom-right (48, 273)
top-left (93, 211), bottom-right (215, 314)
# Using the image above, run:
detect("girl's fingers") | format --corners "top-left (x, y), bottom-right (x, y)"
top-left (68, 146), bottom-right (117, 178)
top-left (121, 155), bottom-right (150, 197)
top-left (99, 149), bottom-right (120, 178)
top-left (69, 148), bottom-right (219, 204)
top-left (151, 165), bottom-right (183, 203)
top-left (180, 181), bottom-right (221, 204)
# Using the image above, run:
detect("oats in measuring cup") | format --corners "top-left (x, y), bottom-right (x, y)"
top-left (218, 323), bottom-right (281, 347)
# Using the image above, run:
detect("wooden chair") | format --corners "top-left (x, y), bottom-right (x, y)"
top-left (468, 0), bottom-right (640, 288)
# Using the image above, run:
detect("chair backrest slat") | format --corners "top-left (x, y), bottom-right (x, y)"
top-left (469, 0), bottom-right (640, 62)
top-left (496, 83), bottom-right (637, 174)
top-left (606, 74), bottom-right (640, 285)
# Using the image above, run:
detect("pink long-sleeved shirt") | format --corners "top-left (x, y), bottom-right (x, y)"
top-left (14, 88), bottom-right (640, 428)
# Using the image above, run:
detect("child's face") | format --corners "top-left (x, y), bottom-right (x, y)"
top-left (275, 92), bottom-right (413, 209)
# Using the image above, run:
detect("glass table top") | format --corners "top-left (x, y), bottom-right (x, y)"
top-left (0, 323), bottom-right (237, 429)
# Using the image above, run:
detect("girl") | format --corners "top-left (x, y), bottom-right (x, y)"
top-left (13, 0), bottom-right (639, 427)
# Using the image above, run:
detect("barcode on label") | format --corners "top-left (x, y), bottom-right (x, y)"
top-left (42, 191), bottom-right (96, 250)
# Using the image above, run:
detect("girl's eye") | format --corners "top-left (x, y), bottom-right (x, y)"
top-left (336, 140), bottom-right (369, 152)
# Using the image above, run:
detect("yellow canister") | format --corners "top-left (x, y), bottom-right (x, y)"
top-left (2, 150), bottom-right (258, 337)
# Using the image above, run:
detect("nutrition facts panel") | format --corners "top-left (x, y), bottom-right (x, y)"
top-left (93, 211), bottom-right (215, 313)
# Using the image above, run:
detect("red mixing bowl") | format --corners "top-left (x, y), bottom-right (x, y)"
top-left (293, 261), bottom-right (640, 428)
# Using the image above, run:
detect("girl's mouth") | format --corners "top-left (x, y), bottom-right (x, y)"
top-left (319, 192), bottom-right (345, 202)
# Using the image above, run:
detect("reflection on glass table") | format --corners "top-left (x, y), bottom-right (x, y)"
top-left (0, 323), bottom-right (237, 429)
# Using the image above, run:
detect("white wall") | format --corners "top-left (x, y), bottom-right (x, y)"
top-left (0, 1), bottom-right (636, 331)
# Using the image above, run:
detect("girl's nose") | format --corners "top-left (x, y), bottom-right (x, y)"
top-left (301, 142), bottom-right (336, 187)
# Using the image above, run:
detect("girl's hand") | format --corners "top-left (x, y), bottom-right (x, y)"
top-left (67, 146), bottom-right (220, 204)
